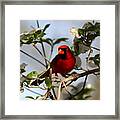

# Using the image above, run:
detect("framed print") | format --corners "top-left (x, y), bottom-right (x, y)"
top-left (0, 0), bottom-right (119, 119)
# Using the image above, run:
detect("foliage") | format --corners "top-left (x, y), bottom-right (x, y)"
top-left (20, 20), bottom-right (100, 100)
top-left (72, 21), bottom-right (100, 55)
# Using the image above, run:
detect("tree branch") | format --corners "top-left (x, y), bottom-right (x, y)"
top-left (49, 68), bottom-right (57, 100)
top-left (69, 75), bottom-right (88, 99)
top-left (33, 44), bottom-right (50, 63)
top-left (57, 81), bottom-right (62, 100)
top-left (49, 45), bottom-right (54, 61)
top-left (63, 68), bottom-right (99, 84)
top-left (40, 38), bottom-right (48, 68)
top-left (24, 86), bottom-right (42, 96)
top-left (91, 46), bottom-right (100, 51)
top-left (20, 49), bottom-right (46, 67)
top-left (36, 20), bottom-right (48, 68)
top-left (52, 88), bottom-right (57, 100)
top-left (36, 20), bottom-right (40, 28)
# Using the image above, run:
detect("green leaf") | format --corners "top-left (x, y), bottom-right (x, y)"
top-left (83, 95), bottom-right (92, 99)
top-left (70, 46), bottom-right (76, 55)
top-left (35, 28), bottom-right (42, 34)
top-left (75, 88), bottom-right (95, 100)
top-left (20, 33), bottom-right (34, 45)
top-left (87, 33), bottom-right (96, 41)
top-left (93, 54), bottom-right (100, 66)
top-left (89, 57), bottom-right (94, 60)
top-left (43, 24), bottom-right (50, 32)
top-left (20, 69), bottom-right (26, 73)
top-left (95, 22), bottom-right (100, 31)
top-left (27, 71), bottom-right (38, 79)
top-left (45, 77), bottom-right (52, 88)
top-left (81, 88), bottom-right (94, 95)
top-left (94, 54), bottom-right (100, 59)
top-left (53, 38), bottom-right (68, 45)
top-left (20, 63), bottom-right (27, 73)
top-left (39, 38), bottom-right (53, 46)
top-left (20, 76), bottom-right (31, 87)
top-left (37, 32), bottom-right (46, 38)
top-left (30, 79), bottom-right (44, 86)
top-left (20, 77), bottom-right (26, 87)
top-left (94, 60), bottom-right (100, 67)
top-left (24, 80), bottom-right (31, 86)
top-left (88, 54), bottom-right (100, 67)
top-left (25, 96), bottom-right (35, 99)
top-left (78, 29), bottom-right (85, 36)
top-left (83, 22), bottom-right (93, 29)
top-left (74, 42), bottom-right (90, 55)
top-left (35, 96), bottom-right (40, 99)
top-left (82, 21), bottom-right (100, 39)
top-left (45, 38), bottom-right (53, 45)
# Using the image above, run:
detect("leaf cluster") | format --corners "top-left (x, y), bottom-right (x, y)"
top-left (71, 87), bottom-right (95, 100)
top-left (73, 21), bottom-right (100, 55)
top-left (20, 24), bottom-right (68, 48)
top-left (87, 54), bottom-right (100, 67)
top-left (20, 24), bottom-right (51, 46)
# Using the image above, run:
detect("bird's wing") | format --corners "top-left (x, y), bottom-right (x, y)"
top-left (50, 55), bottom-right (60, 67)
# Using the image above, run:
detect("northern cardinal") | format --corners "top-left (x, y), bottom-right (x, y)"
top-left (31, 45), bottom-right (76, 85)
top-left (51, 45), bottom-right (76, 75)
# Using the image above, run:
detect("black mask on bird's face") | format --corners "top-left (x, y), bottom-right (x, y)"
top-left (58, 48), bottom-right (67, 59)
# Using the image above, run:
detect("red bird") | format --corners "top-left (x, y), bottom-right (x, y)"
top-left (31, 45), bottom-right (76, 85)
top-left (51, 45), bottom-right (76, 76)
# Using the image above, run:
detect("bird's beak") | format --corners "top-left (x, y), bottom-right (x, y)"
top-left (58, 49), bottom-right (64, 55)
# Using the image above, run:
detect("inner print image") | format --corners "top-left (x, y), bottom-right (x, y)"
top-left (20, 20), bottom-right (100, 100)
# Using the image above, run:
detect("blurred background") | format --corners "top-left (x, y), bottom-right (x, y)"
top-left (20, 20), bottom-right (100, 100)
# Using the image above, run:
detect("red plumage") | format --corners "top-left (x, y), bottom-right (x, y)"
top-left (31, 45), bottom-right (76, 85)
top-left (51, 45), bottom-right (76, 76)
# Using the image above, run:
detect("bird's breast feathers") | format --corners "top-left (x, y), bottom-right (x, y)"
top-left (51, 54), bottom-right (76, 74)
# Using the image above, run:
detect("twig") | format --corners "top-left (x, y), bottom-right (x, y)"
top-left (57, 82), bottom-right (62, 100)
top-left (49, 68), bottom-right (57, 100)
top-left (65, 80), bottom-right (74, 87)
top-left (68, 75), bottom-right (88, 100)
top-left (28, 86), bottom-right (46, 90)
top-left (40, 38), bottom-right (48, 68)
top-left (74, 67), bottom-right (87, 71)
top-left (71, 68), bottom-right (99, 82)
top-left (49, 45), bottom-right (54, 61)
top-left (20, 49), bottom-right (46, 67)
top-left (33, 44), bottom-right (50, 63)
top-left (88, 49), bottom-right (92, 58)
top-left (33, 44), bottom-right (43, 56)
top-left (44, 89), bottom-right (54, 100)
top-left (22, 74), bottom-right (33, 80)
top-left (24, 86), bottom-right (42, 96)
top-left (63, 83), bottom-right (73, 98)
top-left (52, 88), bottom-right (57, 100)
top-left (62, 68), bottom-right (99, 88)
top-left (91, 46), bottom-right (100, 51)
top-left (36, 20), bottom-right (40, 28)
top-left (75, 75), bottom-right (88, 96)
top-left (30, 25), bottom-right (35, 29)
top-left (57, 78), bottom-right (73, 100)
top-left (36, 20), bottom-right (48, 68)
